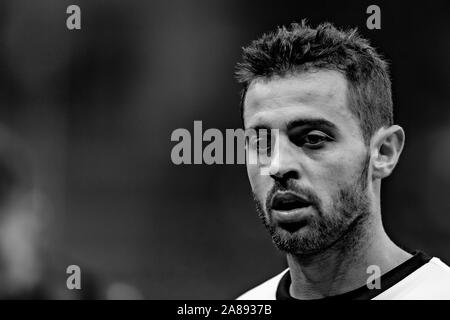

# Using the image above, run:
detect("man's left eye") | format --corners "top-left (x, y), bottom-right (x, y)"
top-left (303, 131), bottom-right (332, 147)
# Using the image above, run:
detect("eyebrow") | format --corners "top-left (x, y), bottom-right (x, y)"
top-left (286, 118), bottom-right (338, 131)
top-left (246, 118), bottom-right (338, 132)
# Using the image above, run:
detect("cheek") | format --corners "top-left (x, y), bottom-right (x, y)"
top-left (310, 150), bottom-right (366, 198)
top-left (247, 164), bottom-right (271, 202)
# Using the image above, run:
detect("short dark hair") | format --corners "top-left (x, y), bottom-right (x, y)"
top-left (235, 20), bottom-right (393, 144)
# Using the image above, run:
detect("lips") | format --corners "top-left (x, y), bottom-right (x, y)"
top-left (269, 192), bottom-right (313, 232)
top-left (270, 192), bottom-right (311, 211)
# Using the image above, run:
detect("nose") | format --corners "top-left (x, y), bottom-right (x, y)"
top-left (267, 135), bottom-right (301, 182)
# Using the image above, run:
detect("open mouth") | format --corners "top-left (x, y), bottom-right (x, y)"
top-left (270, 192), bottom-right (311, 211)
top-left (269, 192), bottom-right (313, 232)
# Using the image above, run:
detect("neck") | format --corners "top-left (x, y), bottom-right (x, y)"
top-left (286, 212), bottom-right (411, 299)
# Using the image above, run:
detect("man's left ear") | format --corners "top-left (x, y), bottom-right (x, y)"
top-left (370, 125), bottom-right (405, 179)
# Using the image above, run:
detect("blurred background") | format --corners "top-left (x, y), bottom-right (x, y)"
top-left (0, 0), bottom-right (448, 299)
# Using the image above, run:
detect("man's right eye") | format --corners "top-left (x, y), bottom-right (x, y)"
top-left (247, 132), bottom-right (272, 155)
top-left (259, 133), bottom-right (273, 152)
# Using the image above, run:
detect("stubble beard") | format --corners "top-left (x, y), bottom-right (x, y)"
top-left (253, 153), bottom-right (371, 257)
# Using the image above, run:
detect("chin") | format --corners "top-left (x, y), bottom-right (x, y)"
top-left (270, 226), bottom-right (319, 253)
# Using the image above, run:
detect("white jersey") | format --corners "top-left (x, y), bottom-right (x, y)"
top-left (237, 255), bottom-right (450, 300)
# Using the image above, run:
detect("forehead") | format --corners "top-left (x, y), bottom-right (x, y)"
top-left (243, 70), bottom-right (358, 130)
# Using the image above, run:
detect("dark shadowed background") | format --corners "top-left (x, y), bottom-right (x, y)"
top-left (0, 0), bottom-right (448, 299)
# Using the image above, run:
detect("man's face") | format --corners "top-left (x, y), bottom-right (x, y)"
top-left (243, 70), bottom-right (372, 256)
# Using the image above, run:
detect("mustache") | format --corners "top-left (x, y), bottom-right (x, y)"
top-left (265, 180), bottom-right (321, 212)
